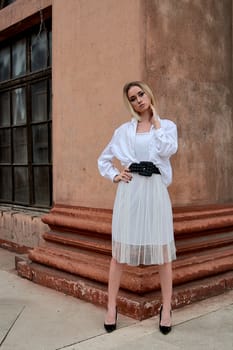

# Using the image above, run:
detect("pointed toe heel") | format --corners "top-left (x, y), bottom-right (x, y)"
top-left (104, 307), bottom-right (118, 333)
top-left (159, 305), bottom-right (172, 335)
top-left (159, 324), bottom-right (172, 335)
top-left (104, 323), bottom-right (117, 333)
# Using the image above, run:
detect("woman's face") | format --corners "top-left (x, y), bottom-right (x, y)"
top-left (127, 85), bottom-right (151, 114)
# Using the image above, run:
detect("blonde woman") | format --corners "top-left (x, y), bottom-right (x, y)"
top-left (98, 81), bottom-right (178, 334)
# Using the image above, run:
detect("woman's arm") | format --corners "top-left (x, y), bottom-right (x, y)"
top-left (98, 137), bottom-right (120, 182)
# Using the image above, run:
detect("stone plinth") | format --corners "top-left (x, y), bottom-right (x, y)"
top-left (16, 204), bottom-right (233, 319)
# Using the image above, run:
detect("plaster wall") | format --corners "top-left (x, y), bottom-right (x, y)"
top-left (52, 0), bottom-right (145, 208)
top-left (0, 0), bottom-right (52, 32)
top-left (53, 0), bottom-right (232, 210)
top-left (0, 208), bottom-right (48, 250)
top-left (146, 0), bottom-right (233, 206)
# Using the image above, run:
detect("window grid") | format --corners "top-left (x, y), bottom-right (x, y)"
top-left (0, 23), bottom-right (52, 208)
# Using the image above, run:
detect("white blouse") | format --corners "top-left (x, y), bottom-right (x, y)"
top-left (134, 132), bottom-right (151, 161)
top-left (98, 117), bottom-right (178, 187)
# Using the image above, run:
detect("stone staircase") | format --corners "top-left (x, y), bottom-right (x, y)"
top-left (16, 204), bottom-right (233, 320)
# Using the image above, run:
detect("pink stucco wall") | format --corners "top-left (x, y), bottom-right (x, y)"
top-left (53, 0), bottom-right (232, 209)
top-left (0, 0), bottom-right (232, 250)
top-left (0, 0), bottom-right (52, 32)
top-left (145, 0), bottom-right (233, 206)
top-left (52, 0), bottom-right (146, 209)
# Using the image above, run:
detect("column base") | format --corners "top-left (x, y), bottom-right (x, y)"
top-left (15, 203), bottom-right (233, 319)
top-left (16, 255), bottom-right (233, 320)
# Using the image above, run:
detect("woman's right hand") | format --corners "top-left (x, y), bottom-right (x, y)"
top-left (114, 168), bottom-right (132, 183)
top-left (151, 105), bottom-right (161, 129)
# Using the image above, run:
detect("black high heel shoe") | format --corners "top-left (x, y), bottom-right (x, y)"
top-left (159, 305), bottom-right (172, 335)
top-left (104, 307), bottom-right (118, 333)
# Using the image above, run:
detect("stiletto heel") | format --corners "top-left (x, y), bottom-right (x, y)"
top-left (159, 305), bottom-right (172, 335)
top-left (104, 307), bottom-right (118, 333)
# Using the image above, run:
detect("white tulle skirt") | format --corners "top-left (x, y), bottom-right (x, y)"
top-left (112, 174), bottom-right (176, 266)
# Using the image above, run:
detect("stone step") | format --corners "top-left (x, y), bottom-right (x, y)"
top-left (16, 256), bottom-right (233, 320)
top-left (16, 204), bottom-right (233, 320)
top-left (27, 244), bottom-right (233, 293)
top-left (42, 229), bottom-right (233, 255)
top-left (42, 205), bottom-right (233, 236)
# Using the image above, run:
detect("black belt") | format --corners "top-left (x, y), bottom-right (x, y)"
top-left (129, 161), bottom-right (160, 177)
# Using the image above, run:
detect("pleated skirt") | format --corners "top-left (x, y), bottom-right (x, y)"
top-left (112, 174), bottom-right (176, 266)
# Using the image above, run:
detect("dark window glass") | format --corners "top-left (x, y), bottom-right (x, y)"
top-left (12, 38), bottom-right (26, 78)
top-left (0, 91), bottom-right (10, 126)
top-left (31, 80), bottom-right (47, 122)
top-left (0, 0), bottom-right (16, 9)
top-left (49, 79), bottom-right (52, 119)
top-left (14, 167), bottom-right (29, 203)
top-left (13, 127), bottom-right (28, 163)
top-left (0, 129), bottom-right (11, 162)
top-left (31, 31), bottom-right (48, 71)
top-left (0, 167), bottom-right (12, 200)
top-left (34, 166), bottom-right (50, 205)
top-left (49, 31), bottom-right (52, 66)
top-left (48, 122), bottom-right (52, 162)
top-left (32, 124), bottom-right (48, 163)
top-left (12, 87), bottom-right (26, 125)
top-left (0, 47), bottom-right (10, 82)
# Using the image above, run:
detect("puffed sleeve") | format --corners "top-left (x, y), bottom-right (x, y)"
top-left (98, 131), bottom-right (120, 182)
top-left (154, 119), bottom-right (178, 158)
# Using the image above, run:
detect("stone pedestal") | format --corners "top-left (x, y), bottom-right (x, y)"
top-left (16, 204), bottom-right (233, 320)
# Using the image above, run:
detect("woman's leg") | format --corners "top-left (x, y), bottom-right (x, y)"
top-left (158, 262), bottom-right (173, 326)
top-left (105, 257), bottom-right (123, 324)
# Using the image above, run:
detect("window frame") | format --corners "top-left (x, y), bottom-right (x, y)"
top-left (0, 21), bottom-right (52, 209)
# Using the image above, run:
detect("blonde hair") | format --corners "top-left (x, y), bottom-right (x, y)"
top-left (123, 81), bottom-right (158, 121)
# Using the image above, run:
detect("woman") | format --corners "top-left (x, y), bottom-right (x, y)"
top-left (98, 81), bottom-right (178, 335)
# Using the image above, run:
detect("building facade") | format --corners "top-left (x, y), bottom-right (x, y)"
top-left (0, 0), bottom-right (233, 318)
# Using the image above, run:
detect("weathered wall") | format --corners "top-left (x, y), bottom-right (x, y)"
top-left (53, 0), bottom-right (232, 209)
top-left (0, 0), bottom-right (232, 231)
top-left (0, 208), bottom-right (48, 250)
top-left (53, 0), bottom-right (145, 209)
top-left (0, 0), bottom-right (51, 33)
top-left (146, 0), bottom-right (233, 206)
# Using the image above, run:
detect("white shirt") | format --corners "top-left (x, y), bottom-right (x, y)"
top-left (98, 117), bottom-right (178, 187)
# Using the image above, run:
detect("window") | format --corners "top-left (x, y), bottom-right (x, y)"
top-left (0, 23), bottom-right (52, 208)
top-left (0, 0), bottom-right (16, 9)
